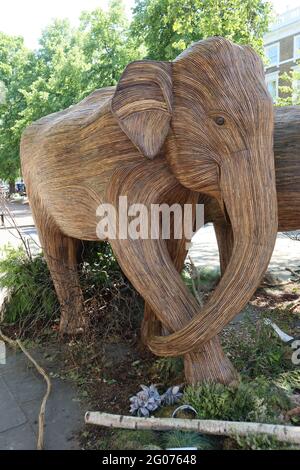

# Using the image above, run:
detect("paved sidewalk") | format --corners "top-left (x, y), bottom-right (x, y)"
top-left (0, 347), bottom-right (83, 450)
top-left (189, 224), bottom-right (300, 281)
top-left (0, 200), bottom-right (86, 450)
top-left (0, 200), bottom-right (39, 255)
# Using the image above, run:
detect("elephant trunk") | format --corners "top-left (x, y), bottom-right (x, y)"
top-left (146, 141), bottom-right (278, 356)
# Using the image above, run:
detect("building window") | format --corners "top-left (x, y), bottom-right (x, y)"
top-left (265, 43), bottom-right (280, 67)
top-left (294, 35), bottom-right (300, 59)
top-left (265, 72), bottom-right (279, 102)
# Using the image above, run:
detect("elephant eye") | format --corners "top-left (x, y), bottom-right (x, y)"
top-left (214, 116), bottom-right (225, 126)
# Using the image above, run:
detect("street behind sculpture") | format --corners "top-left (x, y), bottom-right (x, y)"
top-left (21, 37), bottom-right (293, 384)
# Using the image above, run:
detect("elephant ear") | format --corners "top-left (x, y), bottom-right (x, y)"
top-left (111, 60), bottom-right (173, 159)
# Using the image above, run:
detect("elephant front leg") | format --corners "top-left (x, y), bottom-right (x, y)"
top-left (185, 218), bottom-right (237, 384)
top-left (107, 161), bottom-right (239, 384)
top-left (184, 338), bottom-right (238, 385)
top-left (142, 232), bottom-right (237, 385)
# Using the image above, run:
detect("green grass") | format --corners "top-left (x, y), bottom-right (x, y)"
top-left (222, 311), bottom-right (295, 378)
top-left (109, 429), bottom-right (160, 450)
top-left (163, 430), bottom-right (220, 449)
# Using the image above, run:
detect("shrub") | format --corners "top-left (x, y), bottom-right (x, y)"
top-left (0, 245), bottom-right (58, 326)
top-left (153, 357), bottom-right (184, 382)
top-left (182, 377), bottom-right (291, 424)
top-left (164, 430), bottom-right (220, 450)
top-left (109, 429), bottom-right (159, 450)
top-left (275, 369), bottom-right (300, 393)
top-left (223, 313), bottom-right (293, 378)
top-left (234, 434), bottom-right (299, 450)
top-left (80, 241), bottom-right (121, 287)
top-left (79, 241), bottom-right (144, 341)
top-left (0, 241), bottom-right (143, 340)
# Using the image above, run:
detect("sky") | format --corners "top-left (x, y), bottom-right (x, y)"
top-left (0, 0), bottom-right (299, 50)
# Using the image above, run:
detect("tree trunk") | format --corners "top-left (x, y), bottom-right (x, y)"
top-left (9, 180), bottom-right (15, 195)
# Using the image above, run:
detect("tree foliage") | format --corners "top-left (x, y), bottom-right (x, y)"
top-left (0, 1), bottom-right (142, 182)
top-left (131, 0), bottom-right (272, 60)
top-left (0, 0), bottom-right (272, 181)
top-left (0, 33), bottom-right (37, 181)
top-left (277, 69), bottom-right (300, 106)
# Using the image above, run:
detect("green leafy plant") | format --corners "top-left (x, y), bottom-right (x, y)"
top-left (275, 370), bottom-right (300, 393)
top-left (183, 377), bottom-right (291, 424)
top-left (80, 241), bottom-right (121, 287)
top-left (164, 430), bottom-right (220, 450)
top-left (0, 245), bottom-right (58, 325)
top-left (131, 0), bottom-right (272, 60)
top-left (110, 429), bottom-right (159, 450)
top-left (234, 433), bottom-right (298, 450)
top-left (153, 357), bottom-right (184, 381)
top-left (79, 241), bottom-right (144, 340)
top-left (183, 382), bottom-right (232, 420)
top-left (223, 313), bottom-right (293, 378)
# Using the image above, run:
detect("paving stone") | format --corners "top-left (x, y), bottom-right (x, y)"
top-left (0, 349), bottom-right (83, 449)
top-left (0, 422), bottom-right (36, 450)
top-left (21, 379), bottom-right (82, 450)
top-left (2, 368), bottom-right (45, 404)
top-left (0, 377), bottom-right (27, 432)
top-left (0, 350), bottom-right (27, 375)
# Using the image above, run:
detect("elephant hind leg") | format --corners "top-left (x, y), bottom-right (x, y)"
top-left (30, 197), bottom-right (85, 335)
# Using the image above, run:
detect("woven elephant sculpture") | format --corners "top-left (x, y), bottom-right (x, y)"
top-left (21, 37), bottom-right (278, 384)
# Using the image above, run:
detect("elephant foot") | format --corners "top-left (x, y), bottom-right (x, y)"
top-left (58, 295), bottom-right (87, 336)
top-left (59, 316), bottom-right (86, 335)
top-left (184, 336), bottom-right (238, 385)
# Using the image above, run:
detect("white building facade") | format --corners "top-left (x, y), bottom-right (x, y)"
top-left (264, 7), bottom-right (300, 102)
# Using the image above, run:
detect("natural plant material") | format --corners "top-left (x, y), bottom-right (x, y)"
top-left (183, 382), bottom-right (232, 420)
top-left (183, 261), bottom-right (220, 307)
top-left (131, 0), bottom-right (272, 60)
top-left (21, 36), bottom-right (278, 386)
top-left (129, 385), bottom-right (161, 417)
top-left (164, 430), bottom-right (220, 450)
top-left (161, 386), bottom-right (183, 406)
top-left (80, 241), bottom-right (144, 342)
top-left (153, 357), bottom-right (183, 381)
top-left (182, 378), bottom-right (291, 423)
top-left (0, 246), bottom-right (58, 327)
top-left (222, 314), bottom-right (293, 378)
top-left (130, 383), bottom-right (184, 416)
top-left (233, 433), bottom-right (299, 450)
top-left (263, 318), bottom-right (294, 343)
top-left (109, 429), bottom-right (159, 450)
top-left (275, 370), bottom-right (300, 393)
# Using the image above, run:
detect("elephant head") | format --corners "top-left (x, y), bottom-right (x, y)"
top-left (111, 37), bottom-right (278, 357)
